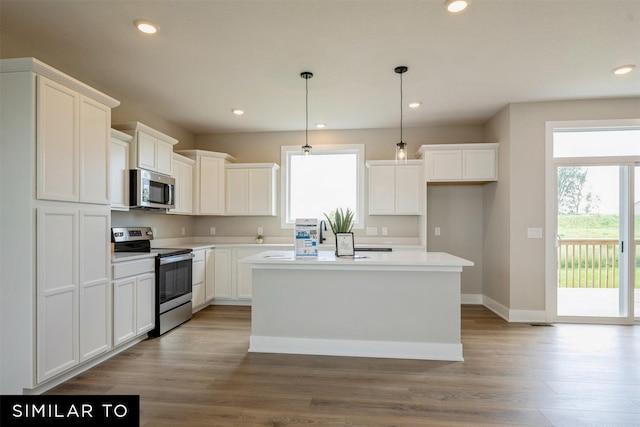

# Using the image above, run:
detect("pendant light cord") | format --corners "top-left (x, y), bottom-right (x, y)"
top-left (305, 76), bottom-right (309, 147)
top-left (399, 70), bottom-right (403, 143)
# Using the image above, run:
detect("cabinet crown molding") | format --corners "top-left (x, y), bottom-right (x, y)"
top-left (415, 143), bottom-right (499, 158)
top-left (1, 57), bottom-right (120, 108)
top-left (113, 121), bottom-right (179, 146)
top-left (175, 149), bottom-right (237, 163)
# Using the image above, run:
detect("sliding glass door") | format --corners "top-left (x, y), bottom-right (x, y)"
top-left (549, 124), bottom-right (639, 323)
top-left (555, 164), bottom-right (630, 318)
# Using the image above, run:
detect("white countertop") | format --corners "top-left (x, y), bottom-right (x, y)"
top-left (239, 250), bottom-right (473, 272)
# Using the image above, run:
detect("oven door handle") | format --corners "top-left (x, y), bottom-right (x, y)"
top-left (159, 253), bottom-right (195, 265)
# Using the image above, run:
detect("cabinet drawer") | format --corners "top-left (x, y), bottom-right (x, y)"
top-left (192, 260), bottom-right (205, 285)
top-left (112, 258), bottom-right (155, 280)
top-left (192, 250), bottom-right (205, 262)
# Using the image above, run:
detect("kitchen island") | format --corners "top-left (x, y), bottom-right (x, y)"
top-left (239, 250), bottom-right (473, 361)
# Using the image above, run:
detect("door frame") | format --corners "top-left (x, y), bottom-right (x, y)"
top-left (545, 119), bottom-right (640, 324)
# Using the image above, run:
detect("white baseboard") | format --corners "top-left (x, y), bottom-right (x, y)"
top-left (481, 295), bottom-right (546, 323)
top-left (24, 337), bottom-right (146, 395)
top-left (249, 335), bottom-right (464, 361)
top-left (461, 293), bottom-right (483, 304)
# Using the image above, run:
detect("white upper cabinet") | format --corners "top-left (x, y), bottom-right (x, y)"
top-left (225, 163), bottom-right (279, 216)
top-left (109, 129), bottom-right (132, 211)
top-left (175, 150), bottom-right (236, 215)
top-left (169, 153), bottom-right (195, 215)
top-left (417, 143), bottom-right (499, 183)
top-left (37, 76), bottom-right (111, 204)
top-left (113, 122), bottom-right (178, 176)
top-left (367, 160), bottom-right (422, 215)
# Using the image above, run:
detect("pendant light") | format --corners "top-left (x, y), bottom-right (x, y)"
top-left (301, 71), bottom-right (313, 155)
top-left (394, 66), bottom-right (408, 164)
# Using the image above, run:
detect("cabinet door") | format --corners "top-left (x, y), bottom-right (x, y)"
top-left (369, 165), bottom-right (396, 214)
top-left (226, 168), bottom-right (248, 214)
top-left (136, 273), bottom-right (155, 335)
top-left (235, 248), bottom-right (256, 299)
top-left (171, 159), bottom-right (193, 215)
top-left (79, 209), bottom-right (111, 361)
top-left (137, 131), bottom-right (157, 171)
top-left (79, 97), bottom-right (110, 204)
top-left (214, 249), bottom-right (233, 298)
top-left (37, 76), bottom-right (79, 202)
top-left (395, 164), bottom-right (421, 214)
top-left (463, 149), bottom-right (497, 180)
top-left (199, 156), bottom-right (225, 214)
top-left (113, 277), bottom-right (136, 346)
top-left (249, 168), bottom-right (274, 215)
top-left (37, 208), bottom-right (79, 382)
top-left (205, 249), bottom-right (215, 303)
top-left (109, 138), bottom-right (129, 209)
top-left (429, 150), bottom-right (462, 181)
top-left (156, 140), bottom-right (173, 176)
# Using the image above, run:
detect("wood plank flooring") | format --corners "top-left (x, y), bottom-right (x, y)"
top-left (48, 305), bottom-right (640, 426)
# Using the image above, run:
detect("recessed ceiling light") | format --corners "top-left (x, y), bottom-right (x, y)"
top-left (612, 64), bottom-right (636, 75)
top-left (315, 123), bottom-right (326, 129)
top-left (409, 102), bottom-right (422, 108)
top-left (231, 109), bottom-right (244, 115)
top-left (134, 19), bottom-right (158, 34)
top-left (444, 0), bottom-right (469, 13)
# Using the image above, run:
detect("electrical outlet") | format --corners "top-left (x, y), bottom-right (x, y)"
top-left (382, 227), bottom-right (388, 236)
top-left (435, 227), bottom-right (441, 236)
top-left (366, 227), bottom-right (378, 236)
top-left (181, 227), bottom-right (186, 236)
top-left (210, 227), bottom-right (216, 235)
top-left (527, 227), bottom-right (542, 238)
top-left (152, 227), bottom-right (158, 237)
top-left (258, 227), bottom-right (263, 235)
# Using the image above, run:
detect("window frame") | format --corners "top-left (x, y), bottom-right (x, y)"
top-left (280, 144), bottom-right (365, 229)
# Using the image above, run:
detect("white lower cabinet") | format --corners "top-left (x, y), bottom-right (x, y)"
top-left (192, 248), bottom-right (216, 313)
top-left (112, 258), bottom-right (155, 346)
top-left (192, 250), bottom-right (206, 311)
top-left (213, 248), bottom-right (233, 300)
top-left (205, 249), bottom-right (215, 303)
top-left (37, 207), bottom-right (111, 383)
top-left (213, 246), bottom-right (283, 305)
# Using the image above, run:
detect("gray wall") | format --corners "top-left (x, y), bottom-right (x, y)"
top-left (484, 97), bottom-right (640, 317)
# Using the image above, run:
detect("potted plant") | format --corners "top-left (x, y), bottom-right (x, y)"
top-left (324, 207), bottom-right (355, 255)
top-left (255, 234), bottom-right (264, 244)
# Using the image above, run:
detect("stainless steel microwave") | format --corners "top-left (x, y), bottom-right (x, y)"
top-left (130, 169), bottom-right (175, 210)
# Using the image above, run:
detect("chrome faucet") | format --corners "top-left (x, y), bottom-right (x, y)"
top-left (319, 220), bottom-right (327, 243)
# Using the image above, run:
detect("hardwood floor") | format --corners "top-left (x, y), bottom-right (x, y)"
top-left (49, 305), bottom-right (640, 426)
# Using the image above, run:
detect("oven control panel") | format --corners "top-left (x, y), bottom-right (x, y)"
top-left (111, 227), bottom-right (154, 243)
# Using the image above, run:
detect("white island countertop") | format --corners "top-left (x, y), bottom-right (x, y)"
top-left (239, 250), bottom-right (473, 271)
top-left (245, 250), bottom-right (474, 361)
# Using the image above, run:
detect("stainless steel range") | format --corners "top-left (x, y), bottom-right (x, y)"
top-left (111, 227), bottom-right (194, 336)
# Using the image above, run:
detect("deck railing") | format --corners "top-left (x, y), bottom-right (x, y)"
top-left (558, 238), bottom-right (640, 289)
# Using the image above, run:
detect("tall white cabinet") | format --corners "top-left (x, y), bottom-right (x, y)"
top-left (109, 129), bottom-right (132, 210)
top-left (0, 58), bottom-right (119, 393)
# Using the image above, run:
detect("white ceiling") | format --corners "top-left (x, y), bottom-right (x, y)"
top-left (1, 0), bottom-right (639, 134)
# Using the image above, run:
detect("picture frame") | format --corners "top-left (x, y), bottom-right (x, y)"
top-left (336, 232), bottom-right (355, 257)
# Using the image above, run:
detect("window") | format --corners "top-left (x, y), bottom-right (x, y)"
top-left (554, 127), bottom-right (640, 158)
top-left (281, 144), bottom-right (365, 228)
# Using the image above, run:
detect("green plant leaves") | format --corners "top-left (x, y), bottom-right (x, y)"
top-left (324, 207), bottom-right (354, 233)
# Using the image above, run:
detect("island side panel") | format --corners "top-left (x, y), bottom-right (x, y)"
top-left (250, 267), bottom-right (463, 361)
